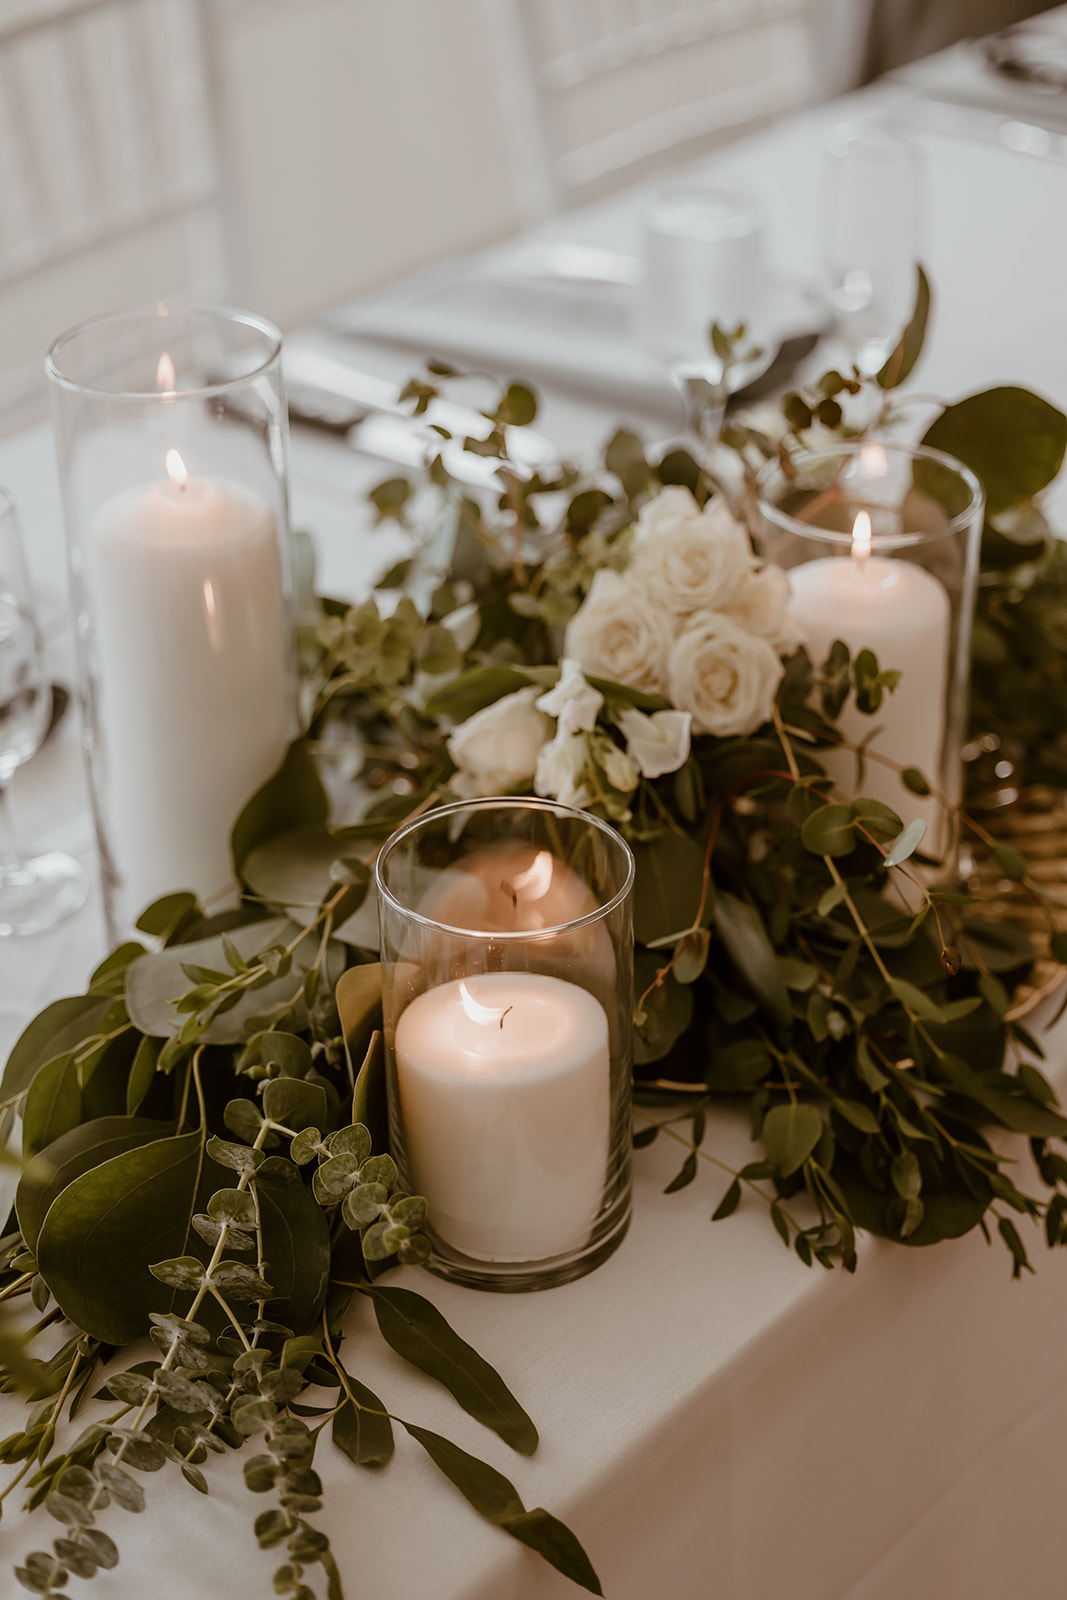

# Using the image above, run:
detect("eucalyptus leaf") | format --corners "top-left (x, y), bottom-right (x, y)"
top-left (332, 1376), bottom-right (394, 1467)
top-left (713, 893), bottom-right (790, 1025)
top-left (367, 1285), bottom-right (538, 1454)
top-left (401, 1423), bottom-right (602, 1596)
top-left (921, 385), bottom-right (1067, 515)
top-left (762, 1103), bottom-right (823, 1177)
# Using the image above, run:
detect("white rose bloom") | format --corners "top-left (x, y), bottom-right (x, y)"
top-left (563, 569), bottom-right (673, 695)
top-left (447, 686), bottom-right (552, 798)
top-left (535, 657), bottom-right (603, 733)
top-left (668, 613), bottom-right (784, 738)
top-left (630, 487), bottom-right (755, 615)
top-left (616, 707), bottom-right (692, 779)
top-left (534, 730), bottom-right (592, 810)
top-left (721, 564), bottom-right (801, 652)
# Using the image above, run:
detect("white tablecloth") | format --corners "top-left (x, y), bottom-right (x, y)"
top-left (5, 43), bottom-right (1067, 1600)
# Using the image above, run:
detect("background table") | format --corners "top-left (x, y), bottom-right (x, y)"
top-left (5, 43), bottom-right (1067, 1600)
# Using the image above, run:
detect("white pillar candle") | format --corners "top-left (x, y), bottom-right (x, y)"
top-left (787, 530), bottom-right (950, 841)
top-left (394, 971), bottom-right (611, 1262)
top-left (90, 451), bottom-right (291, 911)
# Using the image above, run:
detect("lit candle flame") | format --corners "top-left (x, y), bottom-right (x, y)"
top-left (165, 448), bottom-right (188, 489)
top-left (459, 980), bottom-right (511, 1029)
top-left (851, 509), bottom-right (872, 566)
top-left (156, 352), bottom-right (176, 391)
top-left (509, 849), bottom-right (554, 902)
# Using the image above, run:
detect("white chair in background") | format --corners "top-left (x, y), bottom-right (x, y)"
top-left (484, 0), bottom-right (874, 221)
top-left (0, 0), bottom-right (225, 433)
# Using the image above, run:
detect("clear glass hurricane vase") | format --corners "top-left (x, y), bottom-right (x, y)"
top-left (756, 440), bottom-right (984, 861)
top-left (46, 305), bottom-right (298, 942)
top-left (375, 797), bottom-right (636, 1292)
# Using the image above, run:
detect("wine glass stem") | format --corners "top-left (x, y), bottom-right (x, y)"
top-left (0, 776), bottom-right (26, 880)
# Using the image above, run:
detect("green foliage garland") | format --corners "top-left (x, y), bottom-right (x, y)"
top-left (5, 269), bottom-right (1067, 1597)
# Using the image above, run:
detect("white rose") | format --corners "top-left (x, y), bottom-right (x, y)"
top-left (535, 657), bottom-right (603, 733)
top-left (616, 707), bottom-right (692, 779)
top-left (563, 569), bottom-right (673, 695)
top-left (668, 614), bottom-right (784, 737)
top-left (534, 730), bottom-right (592, 810)
top-left (447, 686), bottom-right (552, 798)
top-left (630, 487), bottom-right (755, 615)
top-left (721, 564), bottom-right (801, 652)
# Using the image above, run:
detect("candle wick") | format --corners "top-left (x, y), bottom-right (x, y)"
top-left (500, 878), bottom-right (518, 910)
top-left (499, 1005), bottom-right (513, 1030)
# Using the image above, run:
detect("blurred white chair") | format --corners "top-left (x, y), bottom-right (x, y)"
top-left (485, 0), bottom-right (873, 220)
top-left (0, 0), bottom-right (224, 432)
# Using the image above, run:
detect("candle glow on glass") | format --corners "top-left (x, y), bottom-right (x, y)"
top-left (156, 351), bottom-right (176, 392)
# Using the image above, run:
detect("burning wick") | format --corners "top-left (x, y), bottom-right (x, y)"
top-left (851, 508), bottom-right (872, 569)
top-left (165, 448), bottom-right (189, 493)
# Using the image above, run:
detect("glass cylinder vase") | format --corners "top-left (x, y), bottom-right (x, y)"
top-left (756, 439), bottom-right (984, 859)
top-left (375, 797), bottom-right (635, 1292)
top-left (46, 305), bottom-right (297, 941)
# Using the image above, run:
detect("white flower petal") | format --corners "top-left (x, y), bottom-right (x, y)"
top-left (617, 707), bottom-right (692, 779)
top-left (535, 658), bottom-right (604, 733)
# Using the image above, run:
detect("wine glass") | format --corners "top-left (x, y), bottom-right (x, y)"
top-left (0, 487), bottom-right (88, 935)
top-left (823, 120), bottom-right (925, 376)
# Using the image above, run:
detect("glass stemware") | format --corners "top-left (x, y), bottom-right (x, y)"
top-left (823, 120), bottom-right (925, 376)
top-left (0, 487), bottom-right (88, 936)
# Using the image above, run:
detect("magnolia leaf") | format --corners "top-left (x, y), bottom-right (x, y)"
top-left (126, 919), bottom-right (343, 1044)
top-left (36, 1131), bottom-right (214, 1345)
top-left (630, 830), bottom-right (706, 946)
top-left (242, 827), bottom-right (379, 946)
top-left (402, 1423), bottom-right (602, 1596)
top-left (1, 995), bottom-right (113, 1097)
top-left (231, 738), bottom-right (328, 878)
top-left (713, 893), bottom-right (790, 1024)
top-left (368, 1285), bottom-right (537, 1454)
top-left (17, 1116), bottom-right (172, 1254)
top-left (761, 1103), bottom-right (823, 1177)
top-left (22, 1053), bottom-right (83, 1160)
top-left (332, 1376), bottom-right (395, 1467)
top-left (922, 385), bottom-right (1067, 515)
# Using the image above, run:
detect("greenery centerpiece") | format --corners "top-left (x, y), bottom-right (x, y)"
top-left (4, 273), bottom-right (1067, 1597)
